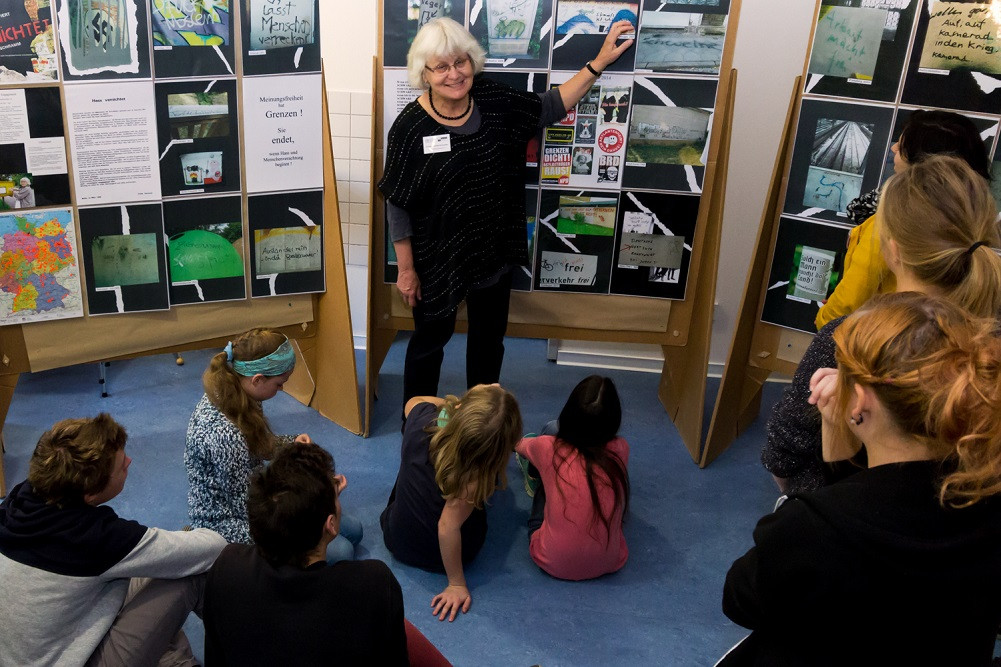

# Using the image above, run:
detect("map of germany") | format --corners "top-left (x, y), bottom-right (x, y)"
top-left (0, 209), bottom-right (83, 325)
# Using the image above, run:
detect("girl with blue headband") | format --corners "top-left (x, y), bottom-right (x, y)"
top-left (185, 328), bottom-right (362, 561)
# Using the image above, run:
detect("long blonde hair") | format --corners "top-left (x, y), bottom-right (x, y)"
top-left (203, 329), bottom-right (287, 458)
top-left (428, 385), bottom-right (522, 508)
top-left (880, 154), bottom-right (1001, 318)
top-left (831, 293), bottom-right (1001, 507)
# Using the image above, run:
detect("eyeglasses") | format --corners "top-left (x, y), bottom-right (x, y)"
top-left (425, 57), bottom-right (470, 76)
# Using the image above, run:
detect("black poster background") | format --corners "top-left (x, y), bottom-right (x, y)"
top-left (900, 0), bottom-right (1001, 114)
top-left (154, 78), bottom-right (241, 198)
top-left (77, 203), bottom-right (169, 314)
top-left (609, 190), bottom-right (698, 299)
top-left (162, 195), bottom-right (245, 305)
top-left (533, 187), bottom-right (617, 294)
top-left (784, 98), bottom-right (894, 223)
top-left (55, 0), bottom-right (152, 82)
top-left (804, 0), bottom-right (918, 103)
top-left (761, 215), bottom-right (851, 334)
top-left (239, 0), bottom-right (321, 76)
top-left (383, 0), bottom-right (466, 68)
top-left (247, 189), bottom-right (325, 297)
top-left (512, 186), bottom-right (540, 292)
top-left (622, 75), bottom-right (718, 191)
top-left (0, 87), bottom-right (71, 207)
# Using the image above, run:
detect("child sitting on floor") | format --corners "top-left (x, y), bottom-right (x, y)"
top-left (516, 375), bottom-right (630, 580)
top-left (381, 384), bottom-right (522, 622)
top-left (185, 328), bottom-right (362, 561)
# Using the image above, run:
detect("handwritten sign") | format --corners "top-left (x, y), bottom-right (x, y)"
top-left (538, 251), bottom-right (598, 288)
top-left (919, 1), bottom-right (1001, 74)
top-left (808, 6), bottom-right (886, 79)
top-left (255, 226), bottom-right (321, 274)
top-left (249, 0), bottom-right (315, 50)
top-left (618, 232), bottom-right (683, 269)
top-left (91, 233), bottom-right (159, 287)
top-left (788, 245), bottom-right (836, 302)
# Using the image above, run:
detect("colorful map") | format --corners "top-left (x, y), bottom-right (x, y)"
top-left (0, 209), bottom-right (83, 325)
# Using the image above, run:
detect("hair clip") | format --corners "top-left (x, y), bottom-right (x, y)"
top-left (224, 341), bottom-right (234, 363)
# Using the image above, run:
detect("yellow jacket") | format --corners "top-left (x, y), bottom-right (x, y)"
top-left (814, 214), bottom-right (896, 330)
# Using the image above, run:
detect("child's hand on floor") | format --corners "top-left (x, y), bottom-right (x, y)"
top-left (431, 584), bottom-right (471, 622)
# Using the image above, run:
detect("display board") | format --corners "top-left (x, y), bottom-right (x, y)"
top-left (369, 2), bottom-right (743, 463)
top-left (704, 0), bottom-right (1001, 465)
top-left (0, 0), bottom-right (359, 492)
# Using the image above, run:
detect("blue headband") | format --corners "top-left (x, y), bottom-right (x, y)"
top-left (230, 337), bottom-right (296, 377)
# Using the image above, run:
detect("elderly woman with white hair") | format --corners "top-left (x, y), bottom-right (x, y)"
top-left (379, 17), bottom-right (634, 411)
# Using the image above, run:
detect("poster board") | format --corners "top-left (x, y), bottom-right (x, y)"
top-left (367, 1), bottom-right (743, 465)
top-left (704, 0), bottom-right (1001, 465)
top-left (0, 0), bottom-right (360, 491)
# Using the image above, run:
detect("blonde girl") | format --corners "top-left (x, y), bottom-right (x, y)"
top-left (724, 293), bottom-right (1001, 664)
top-left (380, 384), bottom-right (522, 622)
top-left (185, 329), bottom-right (361, 560)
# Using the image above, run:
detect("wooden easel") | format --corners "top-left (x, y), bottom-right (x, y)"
top-left (0, 65), bottom-right (362, 495)
top-left (700, 79), bottom-right (806, 466)
top-left (365, 2), bottom-right (743, 465)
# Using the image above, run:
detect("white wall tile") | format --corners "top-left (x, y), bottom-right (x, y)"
top-left (350, 114), bottom-right (372, 138)
top-left (350, 137), bottom-right (371, 160)
top-left (349, 202), bottom-right (369, 224)
top-left (330, 113), bottom-right (351, 137)
top-left (336, 179), bottom-right (349, 198)
top-left (349, 223), bottom-right (369, 245)
top-left (338, 203), bottom-right (350, 224)
top-left (340, 223), bottom-right (350, 241)
top-left (349, 159), bottom-right (371, 182)
top-left (327, 90), bottom-right (351, 115)
top-left (348, 244), bottom-right (369, 266)
top-left (331, 136), bottom-right (350, 159)
top-left (351, 91), bottom-right (373, 115)
top-left (334, 159), bottom-right (350, 180)
top-left (349, 180), bottom-right (370, 204)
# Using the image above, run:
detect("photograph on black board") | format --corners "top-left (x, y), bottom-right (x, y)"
top-left (609, 190), bottom-right (699, 299)
top-left (240, 0), bottom-right (320, 75)
top-left (248, 189), bottom-right (325, 298)
top-left (162, 195), bottom-right (245, 305)
top-left (0, 87), bottom-right (71, 209)
top-left (634, 8), bottom-right (727, 74)
top-left (804, 0), bottom-right (918, 102)
top-left (551, 0), bottom-right (638, 72)
top-left (512, 187), bottom-right (540, 291)
top-left (900, 0), bottom-right (1001, 113)
top-left (383, 0), bottom-right (466, 67)
top-left (622, 75), bottom-right (718, 192)
top-left (470, 0), bottom-right (554, 70)
top-left (152, 0), bottom-right (236, 79)
top-left (784, 99), bottom-right (894, 223)
top-left (155, 79), bottom-right (241, 198)
top-left (761, 215), bottom-right (851, 334)
top-left (533, 188), bottom-right (617, 294)
top-left (0, 0), bottom-right (56, 84)
top-left (78, 203), bottom-right (169, 315)
top-left (55, 0), bottom-right (152, 81)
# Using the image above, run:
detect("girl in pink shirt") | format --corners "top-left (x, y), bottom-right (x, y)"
top-left (516, 376), bottom-right (630, 580)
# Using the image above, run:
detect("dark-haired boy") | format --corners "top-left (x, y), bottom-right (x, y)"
top-left (203, 442), bottom-right (412, 664)
top-left (0, 414), bottom-right (226, 665)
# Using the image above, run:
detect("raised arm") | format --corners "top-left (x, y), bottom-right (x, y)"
top-left (555, 20), bottom-right (635, 112)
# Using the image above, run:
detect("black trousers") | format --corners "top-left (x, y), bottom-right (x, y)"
top-left (403, 271), bottom-right (513, 405)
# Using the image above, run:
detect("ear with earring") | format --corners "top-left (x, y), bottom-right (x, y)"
top-left (849, 414), bottom-right (864, 426)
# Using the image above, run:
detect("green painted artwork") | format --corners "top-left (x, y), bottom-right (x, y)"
top-left (168, 226), bottom-right (243, 281)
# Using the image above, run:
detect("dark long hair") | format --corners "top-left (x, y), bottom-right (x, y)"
top-left (899, 110), bottom-right (991, 181)
top-left (552, 375), bottom-right (630, 544)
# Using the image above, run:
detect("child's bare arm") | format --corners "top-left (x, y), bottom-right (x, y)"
top-left (432, 494), bottom-right (476, 622)
top-left (404, 395), bottom-right (446, 418)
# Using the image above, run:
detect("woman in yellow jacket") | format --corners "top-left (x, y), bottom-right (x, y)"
top-left (815, 110), bottom-right (991, 330)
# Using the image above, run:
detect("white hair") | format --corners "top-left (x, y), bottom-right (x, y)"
top-left (406, 17), bottom-right (486, 90)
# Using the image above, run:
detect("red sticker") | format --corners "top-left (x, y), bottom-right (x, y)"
top-left (597, 128), bottom-right (624, 153)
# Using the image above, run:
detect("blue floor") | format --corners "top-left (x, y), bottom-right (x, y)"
top-left (1, 334), bottom-right (784, 666)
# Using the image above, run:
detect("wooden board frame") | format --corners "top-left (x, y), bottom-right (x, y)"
top-left (0, 65), bottom-right (361, 495)
top-left (365, 1), bottom-right (744, 463)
